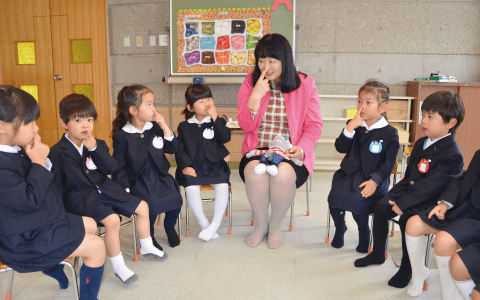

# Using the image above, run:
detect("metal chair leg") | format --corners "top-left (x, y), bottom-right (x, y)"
top-left (306, 178), bottom-right (310, 216)
top-left (251, 210), bottom-right (255, 226)
top-left (325, 207), bottom-right (331, 243)
top-left (228, 187), bottom-right (233, 234)
top-left (156, 214), bottom-right (161, 226)
top-left (177, 212), bottom-right (183, 243)
top-left (185, 196), bottom-right (190, 238)
top-left (5, 269), bottom-right (14, 300)
top-left (61, 261), bottom-right (79, 300)
top-left (289, 201), bottom-right (294, 232)
top-left (368, 213), bottom-right (374, 253)
top-left (132, 215), bottom-right (139, 262)
top-left (385, 219), bottom-right (392, 260)
top-left (423, 234), bottom-right (436, 291)
top-left (309, 173), bottom-right (313, 192)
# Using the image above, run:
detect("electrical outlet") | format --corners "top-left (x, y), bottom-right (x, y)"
top-left (149, 36), bottom-right (156, 47)
top-left (124, 36), bottom-right (130, 47)
top-left (159, 35), bottom-right (168, 46)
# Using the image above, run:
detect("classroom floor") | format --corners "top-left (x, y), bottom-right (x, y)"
top-left (1, 170), bottom-right (443, 300)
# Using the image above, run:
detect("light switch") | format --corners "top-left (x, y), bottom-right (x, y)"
top-left (136, 36), bottom-right (142, 47)
top-left (150, 36), bottom-right (156, 46)
top-left (159, 35), bottom-right (168, 46)
top-left (124, 36), bottom-right (130, 47)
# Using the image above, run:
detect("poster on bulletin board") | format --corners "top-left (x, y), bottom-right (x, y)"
top-left (170, 0), bottom-right (296, 75)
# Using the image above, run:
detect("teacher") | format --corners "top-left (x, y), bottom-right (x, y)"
top-left (237, 33), bottom-right (322, 249)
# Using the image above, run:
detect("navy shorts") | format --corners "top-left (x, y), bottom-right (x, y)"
top-left (92, 193), bottom-right (142, 222)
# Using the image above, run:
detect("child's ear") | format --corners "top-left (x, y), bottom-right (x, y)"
top-left (187, 104), bottom-right (194, 112)
top-left (0, 121), bottom-right (6, 134)
top-left (129, 106), bottom-right (138, 116)
top-left (60, 119), bottom-right (68, 130)
top-left (446, 118), bottom-right (457, 130)
top-left (379, 103), bottom-right (388, 114)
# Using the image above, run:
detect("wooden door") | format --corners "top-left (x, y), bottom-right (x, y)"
top-left (0, 0), bottom-right (111, 147)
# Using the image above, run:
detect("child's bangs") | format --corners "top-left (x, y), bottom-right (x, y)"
top-left (70, 108), bottom-right (98, 121)
top-left (358, 86), bottom-right (379, 98)
top-left (190, 85), bottom-right (213, 103)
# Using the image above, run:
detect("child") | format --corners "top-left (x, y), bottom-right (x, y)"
top-left (405, 149), bottom-right (480, 298)
top-left (0, 86), bottom-right (105, 300)
top-left (175, 83), bottom-right (231, 241)
top-left (328, 80), bottom-right (400, 253)
top-left (49, 93), bottom-right (166, 285)
top-left (450, 242), bottom-right (480, 300)
top-left (111, 85), bottom-right (183, 248)
top-left (354, 91), bottom-right (465, 290)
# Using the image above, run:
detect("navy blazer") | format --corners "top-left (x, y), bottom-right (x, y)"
top-left (439, 149), bottom-right (480, 210)
top-left (175, 117), bottom-right (231, 171)
top-left (112, 122), bottom-right (178, 189)
top-left (49, 134), bottom-right (130, 218)
top-left (0, 149), bottom-right (66, 236)
top-left (381, 134), bottom-right (464, 213)
top-left (335, 121), bottom-right (400, 186)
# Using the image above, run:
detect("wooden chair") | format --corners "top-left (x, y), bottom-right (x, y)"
top-left (185, 184), bottom-right (233, 237)
top-left (0, 257), bottom-right (79, 300)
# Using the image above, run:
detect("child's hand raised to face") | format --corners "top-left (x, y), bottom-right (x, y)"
top-left (83, 134), bottom-right (97, 150)
top-left (346, 107), bottom-right (364, 133)
top-left (206, 103), bottom-right (218, 121)
top-left (182, 167), bottom-right (197, 177)
top-left (154, 111), bottom-right (173, 137)
top-left (26, 133), bottom-right (50, 167)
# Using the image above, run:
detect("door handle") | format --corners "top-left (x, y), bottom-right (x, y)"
top-left (54, 74), bottom-right (62, 81)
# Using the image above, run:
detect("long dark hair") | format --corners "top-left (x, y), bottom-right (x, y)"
top-left (0, 85), bottom-right (39, 128)
top-left (358, 80), bottom-right (390, 120)
top-left (112, 85), bottom-right (152, 136)
top-left (252, 33), bottom-right (305, 93)
top-left (183, 83), bottom-right (213, 121)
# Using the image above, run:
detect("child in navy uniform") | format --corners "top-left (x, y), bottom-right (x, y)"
top-left (175, 84), bottom-right (231, 241)
top-left (112, 85), bottom-right (183, 248)
top-left (354, 91), bottom-right (465, 290)
top-left (50, 93), bottom-right (166, 285)
top-left (450, 242), bottom-right (480, 300)
top-left (0, 86), bottom-right (105, 300)
top-left (328, 80), bottom-right (400, 253)
top-left (405, 149), bottom-right (480, 298)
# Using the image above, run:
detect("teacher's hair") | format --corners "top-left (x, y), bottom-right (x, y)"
top-left (252, 33), bottom-right (306, 93)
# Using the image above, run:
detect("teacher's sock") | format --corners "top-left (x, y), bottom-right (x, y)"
top-left (42, 264), bottom-right (69, 289)
top-left (79, 264), bottom-right (104, 300)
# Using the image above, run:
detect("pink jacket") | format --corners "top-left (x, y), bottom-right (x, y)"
top-left (237, 72), bottom-right (323, 174)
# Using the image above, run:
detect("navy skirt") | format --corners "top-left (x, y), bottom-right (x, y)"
top-left (328, 169), bottom-right (389, 214)
top-left (239, 148), bottom-right (309, 189)
top-left (458, 243), bottom-right (480, 292)
top-left (176, 147), bottom-right (230, 187)
top-left (0, 213), bottom-right (85, 273)
top-left (130, 155), bottom-right (183, 215)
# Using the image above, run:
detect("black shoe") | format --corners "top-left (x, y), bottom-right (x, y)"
top-left (152, 236), bottom-right (163, 251)
top-left (165, 228), bottom-right (181, 248)
top-left (388, 268), bottom-right (412, 288)
top-left (354, 253), bottom-right (385, 268)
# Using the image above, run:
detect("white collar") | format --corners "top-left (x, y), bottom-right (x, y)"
top-left (65, 133), bottom-right (84, 156)
top-left (361, 117), bottom-right (388, 131)
top-left (424, 133), bottom-right (451, 150)
top-left (122, 121), bottom-right (153, 134)
top-left (0, 144), bottom-right (21, 153)
top-left (187, 115), bottom-right (212, 124)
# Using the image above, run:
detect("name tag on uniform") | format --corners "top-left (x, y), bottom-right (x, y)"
top-left (86, 157), bottom-right (97, 170)
top-left (369, 140), bottom-right (383, 154)
top-left (418, 158), bottom-right (430, 173)
top-left (203, 127), bottom-right (214, 139)
top-left (152, 136), bottom-right (164, 149)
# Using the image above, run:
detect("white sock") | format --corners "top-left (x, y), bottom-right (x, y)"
top-left (455, 279), bottom-right (476, 300)
top-left (198, 183), bottom-right (229, 241)
top-left (436, 254), bottom-right (463, 300)
top-left (406, 234), bottom-right (430, 297)
top-left (186, 185), bottom-right (210, 229)
top-left (110, 252), bottom-right (137, 283)
top-left (140, 236), bottom-right (166, 258)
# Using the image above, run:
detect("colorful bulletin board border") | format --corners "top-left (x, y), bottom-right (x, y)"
top-left (177, 8), bottom-right (271, 74)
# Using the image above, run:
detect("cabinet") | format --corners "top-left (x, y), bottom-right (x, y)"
top-left (407, 81), bottom-right (480, 167)
top-left (314, 94), bottom-right (414, 170)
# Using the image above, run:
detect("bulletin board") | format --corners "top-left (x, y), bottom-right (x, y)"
top-left (170, 0), bottom-right (296, 75)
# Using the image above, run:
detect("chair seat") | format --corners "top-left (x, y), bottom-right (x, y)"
top-left (0, 259), bottom-right (8, 270)
top-left (199, 184), bottom-right (232, 192)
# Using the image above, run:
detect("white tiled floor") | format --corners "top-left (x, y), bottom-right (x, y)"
top-left (1, 170), bottom-right (442, 299)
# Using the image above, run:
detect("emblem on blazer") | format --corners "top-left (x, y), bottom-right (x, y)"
top-left (369, 140), bottom-right (383, 154)
top-left (86, 157), bottom-right (97, 170)
top-left (152, 136), bottom-right (164, 149)
top-left (203, 127), bottom-right (214, 139)
top-left (418, 158), bottom-right (430, 173)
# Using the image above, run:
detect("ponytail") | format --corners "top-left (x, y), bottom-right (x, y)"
top-left (111, 85), bottom-right (152, 136)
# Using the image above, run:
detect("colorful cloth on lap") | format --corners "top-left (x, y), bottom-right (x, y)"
top-left (256, 82), bottom-right (290, 148)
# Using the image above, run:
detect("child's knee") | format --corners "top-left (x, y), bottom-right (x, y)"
top-left (135, 200), bottom-right (149, 216)
top-left (434, 231), bottom-right (457, 256)
top-left (83, 216), bottom-right (98, 235)
top-left (101, 214), bottom-right (121, 229)
top-left (405, 215), bottom-right (423, 236)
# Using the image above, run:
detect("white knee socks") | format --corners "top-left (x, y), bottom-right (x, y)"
top-left (198, 183), bottom-right (229, 241)
top-left (406, 234), bottom-right (430, 297)
top-left (436, 254), bottom-right (463, 300)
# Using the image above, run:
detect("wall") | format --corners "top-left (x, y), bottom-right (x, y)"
top-left (108, 0), bottom-right (480, 162)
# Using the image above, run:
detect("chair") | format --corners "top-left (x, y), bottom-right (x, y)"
top-left (250, 175), bottom-right (312, 232)
top-left (0, 257), bottom-right (79, 300)
top-left (326, 161), bottom-right (399, 245)
top-left (185, 184), bottom-right (233, 237)
top-left (401, 146), bottom-right (413, 178)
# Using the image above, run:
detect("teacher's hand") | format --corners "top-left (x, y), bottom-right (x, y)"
top-left (248, 69), bottom-right (270, 111)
